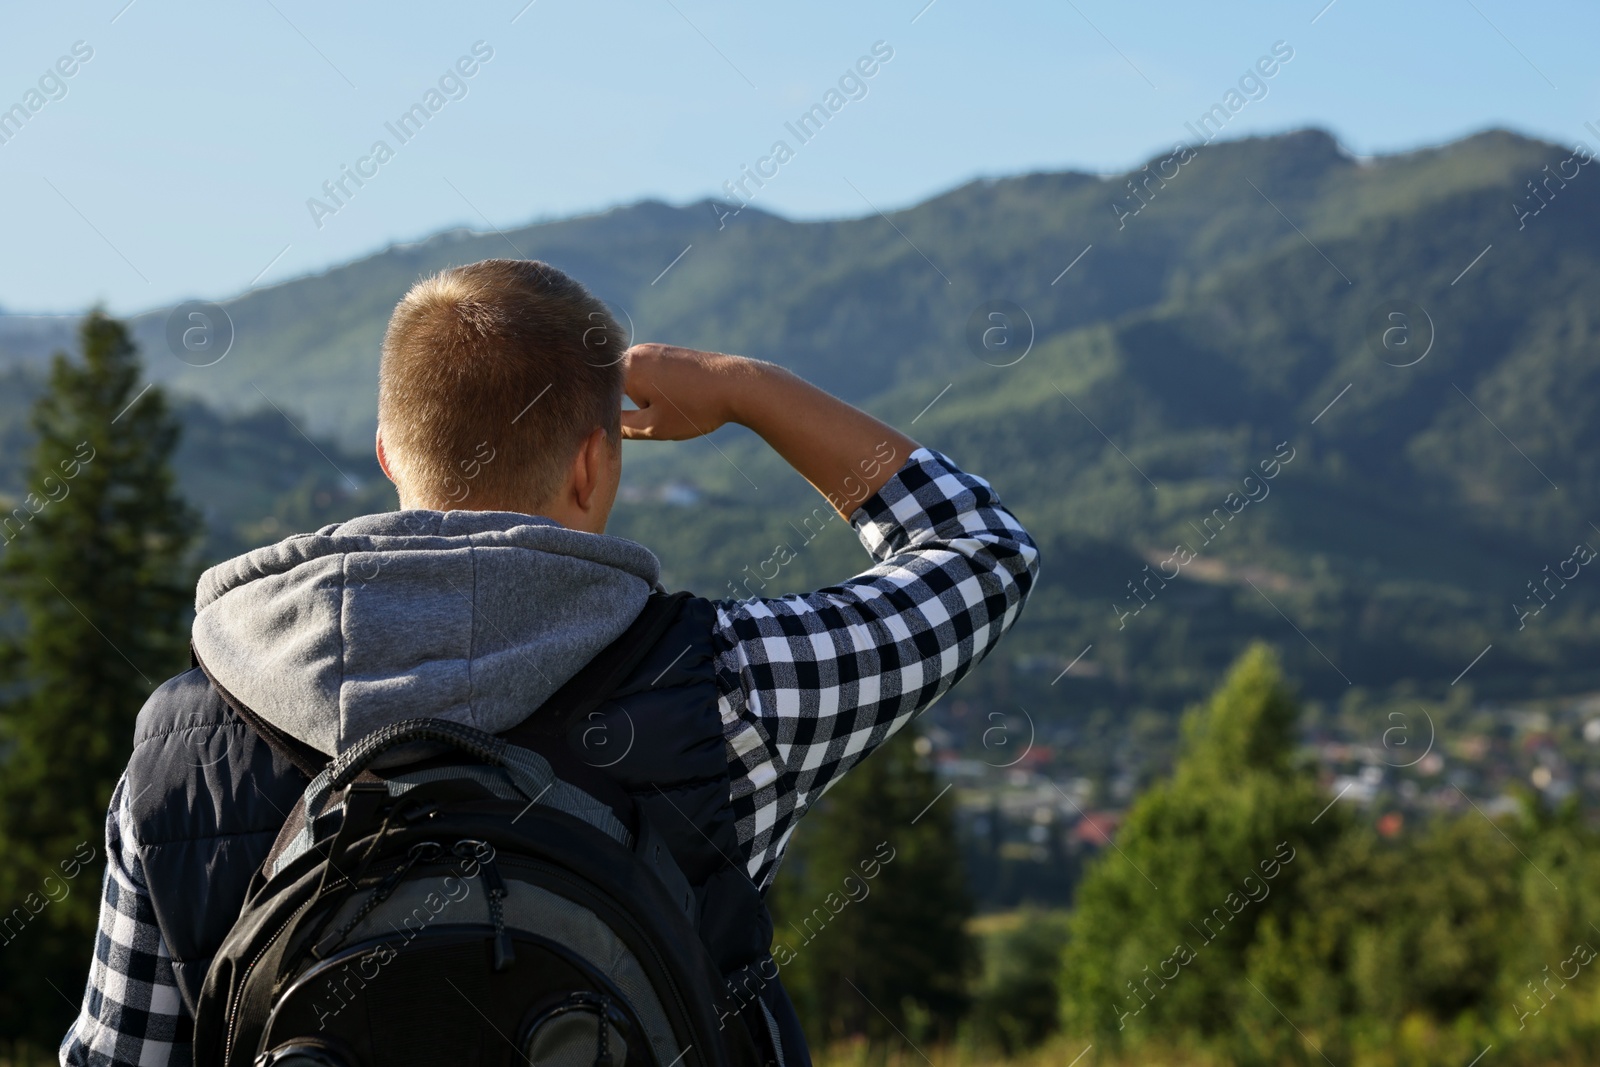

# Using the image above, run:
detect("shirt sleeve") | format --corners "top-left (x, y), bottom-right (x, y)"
top-left (712, 447), bottom-right (1040, 890)
top-left (60, 774), bottom-right (192, 1067)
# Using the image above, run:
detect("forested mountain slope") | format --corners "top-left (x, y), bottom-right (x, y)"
top-left (3, 126), bottom-right (1595, 709)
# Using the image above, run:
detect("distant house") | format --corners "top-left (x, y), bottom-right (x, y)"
top-left (660, 482), bottom-right (700, 506)
top-left (1070, 810), bottom-right (1124, 847)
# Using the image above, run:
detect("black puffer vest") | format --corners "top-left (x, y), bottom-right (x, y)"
top-left (124, 591), bottom-right (809, 1065)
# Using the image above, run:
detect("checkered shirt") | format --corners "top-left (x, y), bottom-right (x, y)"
top-left (60, 776), bottom-right (192, 1066)
top-left (61, 446), bottom-right (1038, 1064)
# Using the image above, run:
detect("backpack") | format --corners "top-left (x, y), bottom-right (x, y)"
top-left (191, 712), bottom-right (770, 1067)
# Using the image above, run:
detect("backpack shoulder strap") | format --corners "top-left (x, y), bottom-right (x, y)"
top-left (495, 590), bottom-right (695, 832)
top-left (506, 589), bottom-right (695, 743)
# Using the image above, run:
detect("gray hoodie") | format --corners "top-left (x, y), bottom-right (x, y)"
top-left (190, 509), bottom-right (663, 758)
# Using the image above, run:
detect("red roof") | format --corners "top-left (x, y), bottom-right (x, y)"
top-left (1072, 811), bottom-right (1124, 845)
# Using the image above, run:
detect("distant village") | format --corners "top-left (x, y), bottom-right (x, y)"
top-left (926, 687), bottom-right (1600, 910)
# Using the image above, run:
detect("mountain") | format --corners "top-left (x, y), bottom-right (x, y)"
top-left (3, 126), bottom-right (1597, 731)
top-left (4, 129), bottom-right (1532, 451)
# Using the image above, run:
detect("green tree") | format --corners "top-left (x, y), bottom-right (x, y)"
top-left (0, 311), bottom-right (197, 1046)
top-left (1059, 642), bottom-right (1341, 1050)
top-left (771, 727), bottom-right (974, 1048)
top-left (1241, 815), bottom-right (1525, 1066)
top-left (970, 908), bottom-right (1072, 1055)
top-left (1240, 790), bottom-right (1600, 1067)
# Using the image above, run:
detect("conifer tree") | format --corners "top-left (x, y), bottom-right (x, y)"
top-left (0, 311), bottom-right (196, 1045)
top-left (771, 726), bottom-right (973, 1048)
top-left (1058, 642), bottom-right (1342, 1047)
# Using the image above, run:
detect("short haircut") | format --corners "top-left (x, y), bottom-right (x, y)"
top-left (379, 259), bottom-right (625, 511)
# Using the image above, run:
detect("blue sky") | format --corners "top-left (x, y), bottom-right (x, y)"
top-left (0, 0), bottom-right (1592, 314)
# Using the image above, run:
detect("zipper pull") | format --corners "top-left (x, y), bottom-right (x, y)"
top-left (401, 801), bottom-right (441, 824)
top-left (459, 840), bottom-right (516, 971)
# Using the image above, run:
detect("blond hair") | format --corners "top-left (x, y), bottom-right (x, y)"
top-left (378, 259), bottom-right (624, 510)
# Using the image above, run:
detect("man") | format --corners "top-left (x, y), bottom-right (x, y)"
top-left (61, 258), bottom-right (1038, 1066)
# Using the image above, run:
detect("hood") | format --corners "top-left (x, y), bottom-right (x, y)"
top-left (191, 509), bottom-right (661, 758)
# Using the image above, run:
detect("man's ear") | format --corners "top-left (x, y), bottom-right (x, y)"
top-left (376, 430), bottom-right (397, 485)
top-left (572, 426), bottom-right (611, 512)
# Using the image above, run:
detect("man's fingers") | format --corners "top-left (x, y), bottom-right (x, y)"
top-left (618, 342), bottom-right (724, 441)
top-left (620, 405), bottom-right (654, 438)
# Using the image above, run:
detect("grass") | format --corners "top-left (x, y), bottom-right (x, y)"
top-left (813, 1033), bottom-right (1225, 1067)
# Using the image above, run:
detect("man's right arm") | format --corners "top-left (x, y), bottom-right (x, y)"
top-left (620, 344), bottom-right (918, 519)
top-left (621, 345), bottom-right (1040, 891)
top-left (708, 445), bottom-right (1039, 890)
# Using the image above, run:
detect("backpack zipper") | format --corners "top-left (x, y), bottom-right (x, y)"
top-left (223, 875), bottom-right (349, 1067)
top-left (593, 992), bottom-right (614, 1067)
top-left (313, 841), bottom-right (441, 959)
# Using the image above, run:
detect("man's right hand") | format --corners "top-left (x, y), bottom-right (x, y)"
top-left (619, 343), bottom-right (747, 441)
top-left (620, 342), bottom-right (919, 519)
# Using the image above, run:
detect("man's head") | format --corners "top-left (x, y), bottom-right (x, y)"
top-left (377, 259), bottom-right (626, 530)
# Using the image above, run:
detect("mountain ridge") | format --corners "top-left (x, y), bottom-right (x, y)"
top-left (3, 124), bottom-right (1595, 710)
